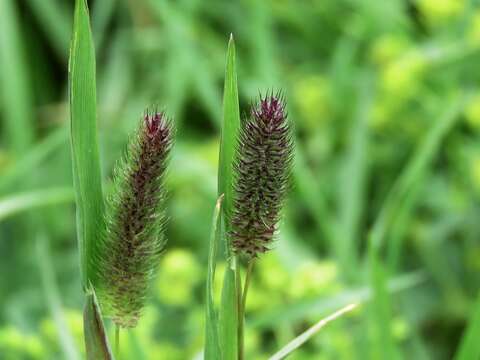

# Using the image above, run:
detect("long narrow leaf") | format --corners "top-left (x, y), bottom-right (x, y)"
top-left (367, 95), bottom-right (465, 360)
top-left (84, 287), bottom-right (115, 360)
top-left (37, 235), bottom-right (80, 360)
top-left (219, 255), bottom-right (239, 360)
top-left (204, 195), bottom-right (224, 359)
top-left (217, 35), bottom-right (241, 359)
top-left (218, 34), bottom-right (240, 220)
top-left (69, 0), bottom-right (105, 289)
top-left (0, 127), bottom-right (67, 193)
top-left (455, 293), bottom-right (480, 360)
top-left (0, 0), bottom-right (34, 153)
top-left (269, 303), bottom-right (358, 360)
top-left (251, 270), bottom-right (426, 328)
top-left (0, 188), bottom-right (74, 223)
top-left (337, 75), bottom-right (372, 281)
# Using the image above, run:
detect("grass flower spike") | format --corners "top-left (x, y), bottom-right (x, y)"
top-left (231, 93), bottom-right (293, 258)
top-left (97, 110), bottom-right (173, 328)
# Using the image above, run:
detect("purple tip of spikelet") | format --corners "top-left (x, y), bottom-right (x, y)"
top-left (252, 93), bottom-right (286, 125)
top-left (97, 109), bottom-right (173, 328)
top-left (230, 92), bottom-right (294, 258)
top-left (144, 111), bottom-right (166, 138)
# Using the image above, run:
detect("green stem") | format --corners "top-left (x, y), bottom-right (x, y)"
top-left (115, 325), bottom-right (120, 358)
top-left (238, 259), bottom-right (255, 360)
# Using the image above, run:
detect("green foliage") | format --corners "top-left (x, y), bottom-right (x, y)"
top-left (217, 36), bottom-right (240, 360)
top-left (204, 196), bottom-right (223, 359)
top-left (218, 35), bottom-right (241, 222)
top-left (2, 0), bottom-right (480, 359)
top-left (83, 287), bottom-right (114, 360)
top-left (69, 0), bottom-right (105, 289)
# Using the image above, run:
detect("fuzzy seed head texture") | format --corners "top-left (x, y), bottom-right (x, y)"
top-left (95, 110), bottom-right (173, 328)
top-left (231, 93), bottom-right (294, 258)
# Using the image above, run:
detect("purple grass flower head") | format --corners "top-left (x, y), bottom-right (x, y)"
top-left (231, 93), bottom-right (294, 258)
top-left (96, 110), bottom-right (173, 328)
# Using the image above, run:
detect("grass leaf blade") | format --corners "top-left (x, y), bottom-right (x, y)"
top-left (0, 188), bottom-right (74, 223)
top-left (269, 304), bottom-right (358, 360)
top-left (219, 252), bottom-right (239, 360)
top-left (204, 195), bottom-right (224, 360)
top-left (0, 0), bottom-right (34, 153)
top-left (216, 34), bottom-right (241, 359)
top-left (218, 34), bottom-right (240, 220)
top-left (84, 287), bottom-right (115, 360)
top-left (367, 94), bottom-right (466, 359)
top-left (37, 235), bottom-right (80, 360)
top-left (69, 0), bottom-right (105, 289)
top-left (455, 293), bottom-right (480, 360)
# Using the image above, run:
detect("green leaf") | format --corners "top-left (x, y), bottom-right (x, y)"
top-left (69, 0), bottom-right (105, 289)
top-left (217, 34), bottom-right (241, 221)
top-left (368, 95), bottom-right (465, 253)
top-left (269, 303), bottom-right (358, 360)
top-left (367, 249), bottom-right (400, 360)
top-left (0, 188), bottom-right (74, 223)
top-left (0, 127), bottom-right (67, 194)
top-left (367, 95), bottom-right (466, 360)
top-left (25, 0), bottom-right (71, 59)
top-left (337, 75), bottom-right (372, 281)
top-left (217, 34), bottom-right (241, 360)
top-left (204, 195), bottom-right (224, 360)
top-left (37, 235), bottom-right (80, 360)
top-left (219, 251), bottom-right (239, 360)
top-left (84, 287), bottom-right (115, 360)
top-left (0, 0), bottom-right (35, 153)
top-left (250, 270), bottom-right (426, 329)
top-left (455, 293), bottom-right (480, 360)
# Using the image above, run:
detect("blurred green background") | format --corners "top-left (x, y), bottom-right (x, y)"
top-left (1, 0), bottom-right (480, 359)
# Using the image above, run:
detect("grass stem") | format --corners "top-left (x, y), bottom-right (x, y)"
top-left (115, 325), bottom-right (120, 358)
top-left (238, 259), bottom-right (255, 360)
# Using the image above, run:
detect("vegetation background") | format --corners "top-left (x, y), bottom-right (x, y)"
top-left (1, 0), bottom-right (480, 359)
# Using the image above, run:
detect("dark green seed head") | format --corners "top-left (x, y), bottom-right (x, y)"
top-left (230, 93), bottom-right (294, 258)
top-left (96, 110), bottom-right (173, 328)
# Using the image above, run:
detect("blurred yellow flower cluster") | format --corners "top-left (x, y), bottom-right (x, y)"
top-left (417, 0), bottom-right (466, 27)
top-left (156, 249), bottom-right (202, 306)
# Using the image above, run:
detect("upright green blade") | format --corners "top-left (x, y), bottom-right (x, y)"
top-left (204, 195), bottom-right (223, 360)
top-left (219, 253), bottom-right (239, 360)
top-left (217, 35), bottom-right (240, 360)
top-left (367, 95), bottom-right (465, 360)
top-left (0, 0), bottom-right (34, 154)
top-left (37, 235), bottom-right (80, 360)
top-left (217, 34), bottom-right (241, 220)
top-left (69, 0), bottom-right (105, 289)
top-left (84, 287), bottom-right (115, 360)
top-left (455, 293), bottom-right (480, 360)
